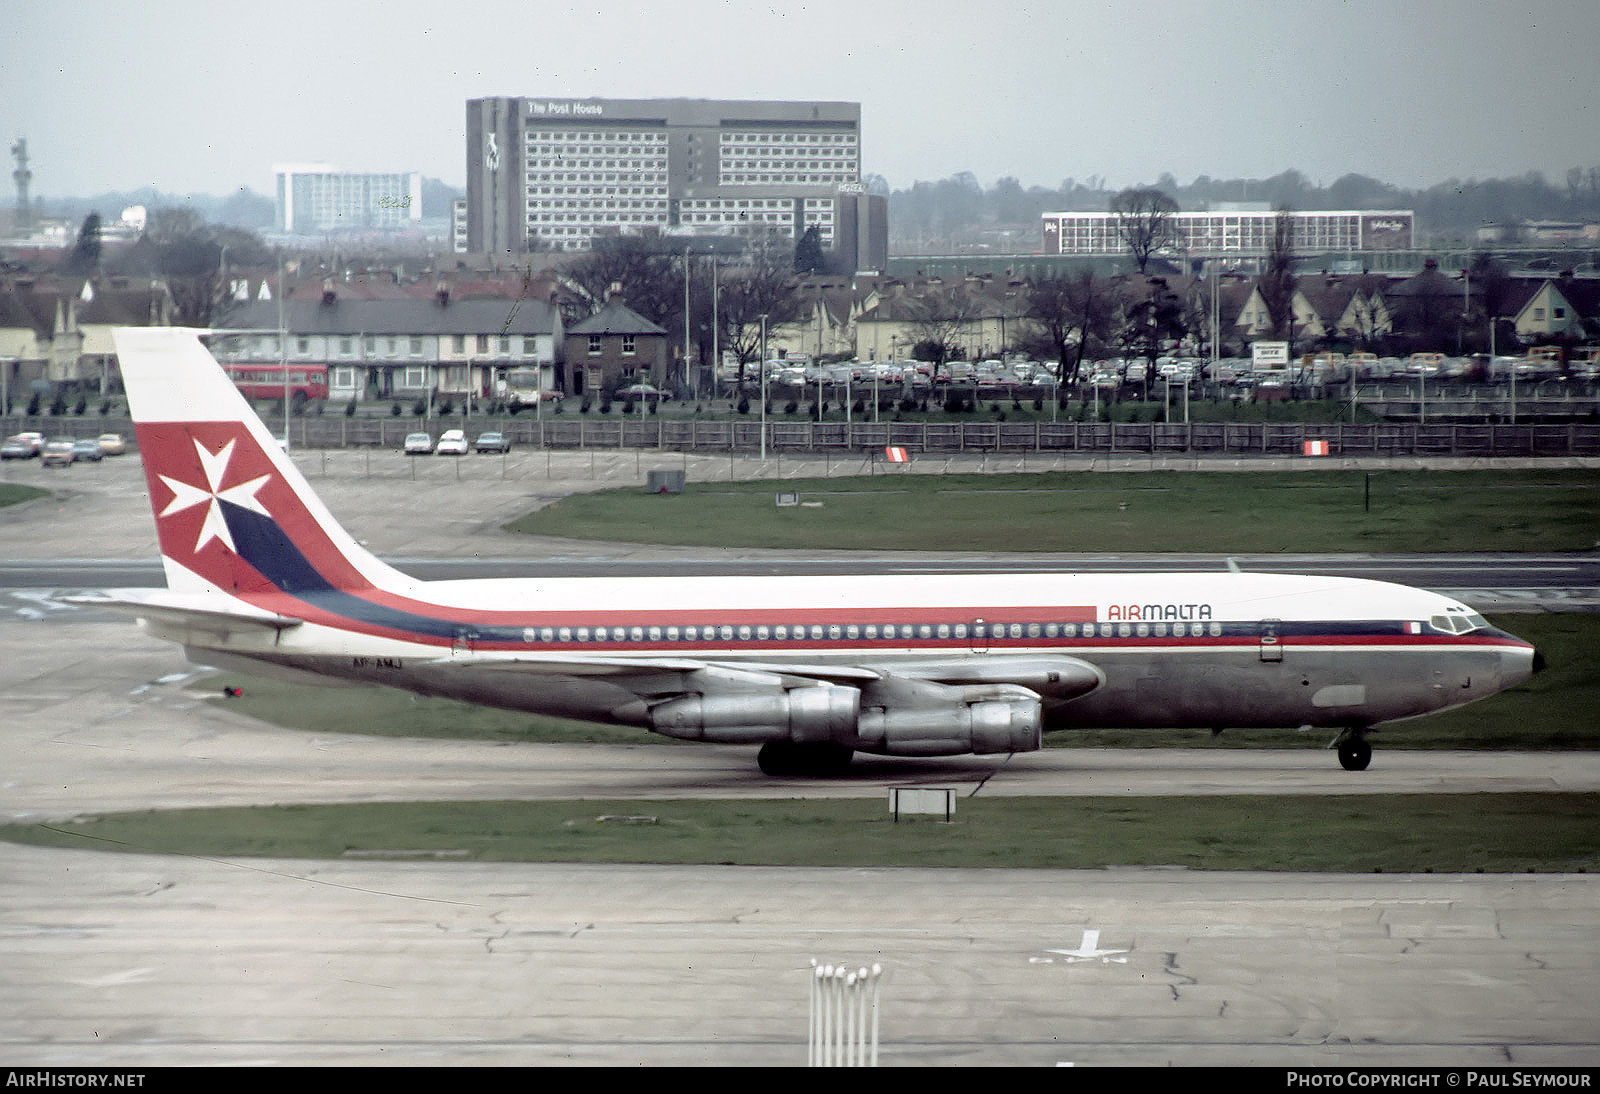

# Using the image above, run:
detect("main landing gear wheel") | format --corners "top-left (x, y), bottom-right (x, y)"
top-left (1336, 732), bottom-right (1373, 772)
top-left (757, 741), bottom-right (854, 777)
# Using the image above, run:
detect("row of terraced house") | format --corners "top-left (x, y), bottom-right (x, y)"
top-left (2, 263), bottom-right (1598, 409)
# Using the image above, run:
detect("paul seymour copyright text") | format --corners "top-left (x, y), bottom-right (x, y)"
top-left (1287, 1075), bottom-right (1592, 1088)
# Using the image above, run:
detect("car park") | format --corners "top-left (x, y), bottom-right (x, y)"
top-left (71, 438), bottom-right (104, 462)
top-left (435, 429), bottom-right (468, 455)
top-left (97, 433), bottom-right (126, 455)
top-left (474, 431), bottom-right (511, 454)
top-left (403, 432), bottom-right (434, 455)
top-left (40, 439), bottom-right (76, 467)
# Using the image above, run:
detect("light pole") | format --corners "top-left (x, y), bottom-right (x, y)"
top-left (277, 260), bottom-right (289, 451)
top-left (683, 245), bottom-right (692, 395)
top-left (759, 313), bottom-right (768, 460)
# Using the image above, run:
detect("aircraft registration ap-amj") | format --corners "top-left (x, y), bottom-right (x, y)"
top-left (88, 327), bottom-right (1542, 775)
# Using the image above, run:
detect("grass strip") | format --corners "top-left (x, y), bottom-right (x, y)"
top-left (505, 469), bottom-right (1600, 553)
top-left (6, 793), bottom-right (1596, 873)
top-left (0, 484), bottom-right (49, 508)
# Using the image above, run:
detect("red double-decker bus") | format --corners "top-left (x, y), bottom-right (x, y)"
top-left (222, 363), bottom-right (330, 403)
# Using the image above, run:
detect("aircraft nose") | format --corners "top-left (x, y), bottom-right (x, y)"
top-left (1502, 644), bottom-right (1541, 688)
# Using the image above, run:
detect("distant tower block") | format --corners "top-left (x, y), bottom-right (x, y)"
top-left (11, 138), bottom-right (31, 230)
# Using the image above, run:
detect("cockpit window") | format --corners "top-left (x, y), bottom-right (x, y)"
top-left (1430, 612), bottom-right (1489, 635)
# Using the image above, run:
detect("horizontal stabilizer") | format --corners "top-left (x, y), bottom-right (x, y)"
top-left (67, 592), bottom-right (302, 635)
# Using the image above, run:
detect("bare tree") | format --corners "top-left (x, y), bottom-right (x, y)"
top-left (1118, 276), bottom-right (1187, 370)
top-left (713, 235), bottom-right (805, 385)
top-left (1257, 207), bottom-right (1299, 351)
top-left (1023, 270), bottom-right (1115, 383)
top-left (563, 234), bottom-right (681, 325)
top-left (1110, 188), bottom-right (1179, 273)
top-left (903, 287), bottom-right (982, 375)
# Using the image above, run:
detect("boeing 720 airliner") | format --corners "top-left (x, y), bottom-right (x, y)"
top-left (88, 327), bottom-right (1541, 775)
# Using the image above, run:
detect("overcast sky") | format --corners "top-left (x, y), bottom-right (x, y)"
top-left (5, 0), bottom-right (1598, 201)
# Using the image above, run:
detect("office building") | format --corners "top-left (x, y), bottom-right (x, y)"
top-left (1041, 207), bottom-right (1415, 259)
top-left (274, 165), bottom-right (423, 234)
top-left (465, 97), bottom-right (876, 262)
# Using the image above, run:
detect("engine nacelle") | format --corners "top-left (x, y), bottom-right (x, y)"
top-left (649, 684), bottom-right (861, 744)
top-left (855, 680), bottom-right (1043, 756)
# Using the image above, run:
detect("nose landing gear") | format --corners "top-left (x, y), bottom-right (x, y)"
top-left (1332, 728), bottom-right (1372, 771)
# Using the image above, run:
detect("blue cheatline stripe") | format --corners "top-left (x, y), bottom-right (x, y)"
top-left (225, 502), bottom-right (525, 644)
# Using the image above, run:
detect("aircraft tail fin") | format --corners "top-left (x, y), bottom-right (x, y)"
top-left (112, 327), bottom-right (413, 602)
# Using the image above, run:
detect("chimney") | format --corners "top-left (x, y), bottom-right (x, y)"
top-left (436, 280), bottom-right (449, 306)
top-left (321, 278), bottom-right (337, 306)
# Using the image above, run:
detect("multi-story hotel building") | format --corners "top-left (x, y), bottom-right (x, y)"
top-left (465, 97), bottom-right (884, 268)
top-left (1041, 206), bottom-right (1415, 259)
top-left (274, 165), bottom-right (423, 234)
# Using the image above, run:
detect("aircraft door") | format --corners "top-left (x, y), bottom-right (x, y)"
top-left (1259, 619), bottom-right (1283, 663)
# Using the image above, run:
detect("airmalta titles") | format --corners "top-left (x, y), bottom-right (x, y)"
top-left (1104, 603), bottom-right (1214, 622)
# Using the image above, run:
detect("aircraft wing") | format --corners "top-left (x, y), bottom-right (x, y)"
top-left (437, 651), bottom-right (1103, 699)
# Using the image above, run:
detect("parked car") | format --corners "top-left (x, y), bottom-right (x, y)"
top-left (1, 435), bottom-right (36, 460)
top-left (96, 432), bottom-right (126, 455)
top-left (8, 431), bottom-right (44, 456)
top-left (403, 432), bottom-right (434, 455)
top-left (435, 429), bottom-right (468, 455)
top-left (509, 389), bottom-right (563, 408)
top-left (616, 383), bottom-right (670, 402)
top-left (71, 438), bottom-right (104, 462)
top-left (40, 439), bottom-right (76, 467)
top-left (474, 431), bottom-right (511, 454)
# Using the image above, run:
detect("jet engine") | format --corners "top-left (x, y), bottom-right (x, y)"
top-left (855, 678), bottom-right (1043, 756)
top-left (649, 682), bottom-right (860, 744)
top-left (648, 677), bottom-right (1044, 758)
